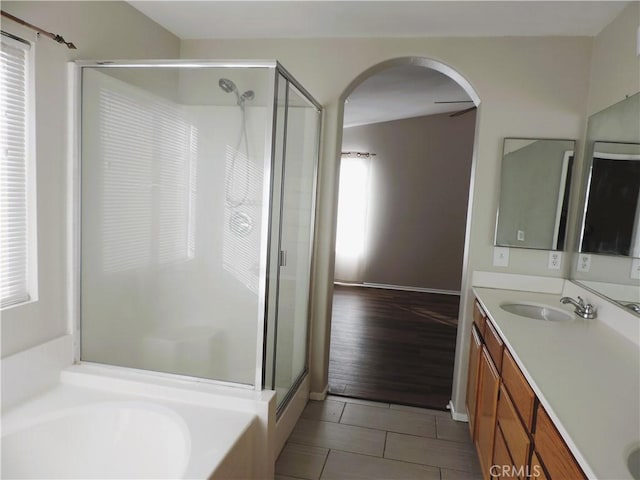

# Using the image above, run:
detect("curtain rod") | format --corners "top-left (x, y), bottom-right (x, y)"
top-left (1, 30), bottom-right (30, 46)
top-left (341, 151), bottom-right (376, 158)
top-left (1, 10), bottom-right (76, 49)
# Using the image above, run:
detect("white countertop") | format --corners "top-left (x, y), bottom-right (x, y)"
top-left (473, 287), bottom-right (640, 480)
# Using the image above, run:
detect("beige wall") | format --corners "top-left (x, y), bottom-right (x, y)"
top-left (1, 2), bottom-right (180, 357)
top-left (586, 2), bottom-right (640, 116)
top-left (341, 112), bottom-right (476, 291)
top-left (181, 36), bottom-right (593, 407)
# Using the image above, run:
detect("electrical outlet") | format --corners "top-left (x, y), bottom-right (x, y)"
top-left (631, 258), bottom-right (640, 280)
top-left (577, 253), bottom-right (591, 272)
top-left (548, 251), bottom-right (562, 270)
top-left (517, 230), bottom-right (525, 242)
top-left (493, 247), bottom-right (509, 267)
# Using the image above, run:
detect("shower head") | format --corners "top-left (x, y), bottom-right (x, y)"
top-left (219, 78), bottom-right (254, 105)
top-left (218, 78), bottom-right (237, 94)
top-left (240, 90), bottom-right (255, 102)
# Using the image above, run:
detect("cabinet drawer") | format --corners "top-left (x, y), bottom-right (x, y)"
top-left (530, 451), bottom-right (548, 480)
top-left (474, 301), bottom-right (487, 338)
top-left (485, 320), bottom-right (504, 373)
top-left (493, 425), bottom-right (516, 479)
top-left (534, 405), bottom-right (586, 480)
top-left (502, 348), bottom-right (535, 430)
top-left (497, 385), bottom-right (530, 470)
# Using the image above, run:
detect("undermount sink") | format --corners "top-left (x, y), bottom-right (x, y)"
top-left (500, 303), bottom-right (573, 322)
top-left (628, 446), bottom-right (640, 480)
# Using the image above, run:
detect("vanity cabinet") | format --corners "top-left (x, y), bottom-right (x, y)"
top-left (467, 299), bottom-right (586, 480)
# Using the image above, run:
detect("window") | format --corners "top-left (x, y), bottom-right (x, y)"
top-left (334, 154), bottom-right (371, 283)
top-left (0, 34), bottom-right (36, 308)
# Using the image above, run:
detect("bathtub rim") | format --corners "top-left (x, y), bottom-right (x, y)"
top-left (2, 361), bottom-right (276, 479)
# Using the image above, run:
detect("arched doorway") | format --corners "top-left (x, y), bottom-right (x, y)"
top-left (327, 57), bottom-right (480, 410)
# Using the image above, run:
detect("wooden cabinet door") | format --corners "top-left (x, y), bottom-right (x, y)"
top-left (466, 324), bottom-right (482, 439)
top-left (501, 348), bottom-right (535, 430)
top-left (496, 385), bottom-right (531, 474)
top-left (530, 451), bottom-right (548, 480)
top-left (493, 425), bottom-right (517, 479)
top-left (534, 406), bottom-right (586, 479)
top-left (475, 346), bottom-right (501, 480)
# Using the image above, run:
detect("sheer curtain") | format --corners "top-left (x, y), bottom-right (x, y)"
top-left (334, 153), bottom-right (371, 283)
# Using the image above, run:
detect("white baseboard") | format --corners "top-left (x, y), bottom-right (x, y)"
top-left (447, 400), bottom-right (469, 422)
top-left (335, 282), bottom-right (460, 296)
top-left (309, 385), bottom-right (328, 401)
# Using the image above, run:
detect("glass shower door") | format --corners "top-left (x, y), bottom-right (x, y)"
top-left (267, 76), bottom-right (320, 410)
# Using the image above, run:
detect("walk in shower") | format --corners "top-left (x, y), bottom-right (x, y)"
top-left (77, 61), bottom-right (321, 412)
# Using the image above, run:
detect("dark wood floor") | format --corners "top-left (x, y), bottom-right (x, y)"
top-left (328, 284), bottom-right (460, 410)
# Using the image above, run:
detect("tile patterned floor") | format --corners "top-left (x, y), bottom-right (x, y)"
top-left (276, 396), bottom-right (482, 480)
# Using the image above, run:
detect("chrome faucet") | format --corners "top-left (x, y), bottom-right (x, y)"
top-left (560, 296), bottom-right (597, 319)
top-left (625, 303), bottom-right (640, 314)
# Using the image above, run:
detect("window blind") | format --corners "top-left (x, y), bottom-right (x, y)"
top-left (0, 36), bottom-right (31, 308)
top-left (90, 71), bottom-right (197, 274)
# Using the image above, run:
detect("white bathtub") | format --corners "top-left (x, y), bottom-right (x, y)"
top-left (1, 362), bottom-right (274, 479)
top-left (3, 401), bottom-right (191, 478)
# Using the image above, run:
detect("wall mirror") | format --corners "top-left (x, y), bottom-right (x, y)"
top-left (495, 138), bottom-right (575, 251)
top-left (571, 92), bottom-right (640, 310)
top-left (580, 141), bottom-right (640, 257)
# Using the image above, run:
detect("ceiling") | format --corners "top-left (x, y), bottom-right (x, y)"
top-left (129, 1), bottom-right (628, 39)
top-left (344, 66), bottom-right (472, 127)
top-left (129, 1), bottom-right (628, 126)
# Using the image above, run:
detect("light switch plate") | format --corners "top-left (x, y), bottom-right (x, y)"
top-left (493, 247), bottom-right (509, 267)
top-left (548, 251), bottom-right (562, 270)
top-left (577, 253), bottom-right (591, 272)
top-left (631, 258), bottom-right (640, 280)
top-left (517, 230), bottom-right (525, 241)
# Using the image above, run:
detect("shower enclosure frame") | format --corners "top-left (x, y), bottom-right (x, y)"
top-left (68, 60), bottom-right (322, 398)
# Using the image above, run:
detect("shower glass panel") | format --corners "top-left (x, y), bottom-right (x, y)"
top-left (268, 81), bottom-right (321, 410)
top-left (79, 62), bottom-right (320, 397)
top-left (264, 74), bottom-right (288, 392)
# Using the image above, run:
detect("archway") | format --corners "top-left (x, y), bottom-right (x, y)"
top-left (327, 56), bottom-right (481, 410)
